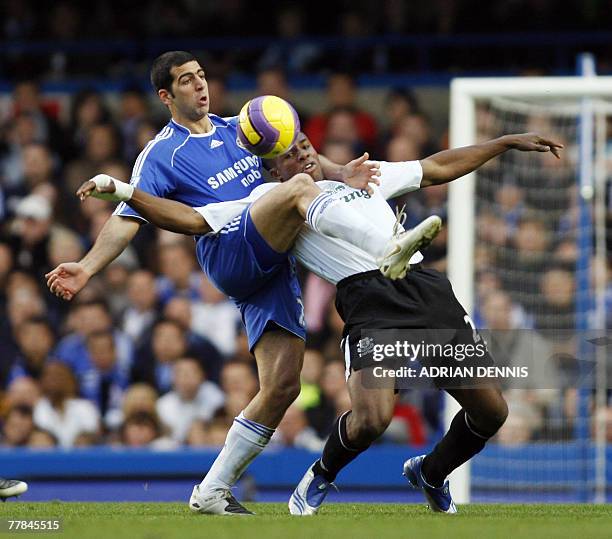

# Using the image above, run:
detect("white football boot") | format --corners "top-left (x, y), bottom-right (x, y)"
top-left (378, 214), bottom-right (442, 280)
top-left (189, 485), bottom-right (253, 515)
top-left (0, 479), bottom-right (28, 501)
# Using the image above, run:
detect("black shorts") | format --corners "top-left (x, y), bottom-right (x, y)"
top-left (335, 267), bottom-right (495, 388)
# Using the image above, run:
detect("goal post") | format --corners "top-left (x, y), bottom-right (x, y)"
top-left (447, 76), bottom-right (612, 504)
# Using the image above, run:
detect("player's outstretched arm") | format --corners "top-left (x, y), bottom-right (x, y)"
top-left (419, 132), bottom-right (563, 187)
top-left (77, 175), bottom-right (212, 236)
top-left (46, 215), bottom-right (140, 300)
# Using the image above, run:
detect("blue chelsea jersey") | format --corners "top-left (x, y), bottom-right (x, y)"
top-left (113, 115), bottom-right (264, 222)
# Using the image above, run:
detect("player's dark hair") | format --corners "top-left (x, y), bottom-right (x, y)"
top-left (150, 51), bottom-right (197, 94)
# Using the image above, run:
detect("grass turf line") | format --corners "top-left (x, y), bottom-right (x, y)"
top-left (1, 503), bottom-right (611, 539)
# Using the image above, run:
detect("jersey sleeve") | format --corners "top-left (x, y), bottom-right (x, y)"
top-left (112, 152), bottom-right (175, 222)
top-left (378, 160), bottom-right (423, 200)
top-left (194, 199), bottom-right (250, 232)
top-left (193, 182), bottom-right (279, 232)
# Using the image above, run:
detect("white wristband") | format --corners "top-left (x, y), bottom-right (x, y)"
top-left (90, 174), bottom-right (134, 202)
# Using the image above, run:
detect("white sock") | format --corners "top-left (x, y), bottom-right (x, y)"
top-left (306, 192), bottom-right (389, 258)
top-left (199, 411), bottom-right (274, 491)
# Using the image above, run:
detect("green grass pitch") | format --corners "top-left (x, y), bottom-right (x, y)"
top-left (1, 503), bottom-right (611, 539)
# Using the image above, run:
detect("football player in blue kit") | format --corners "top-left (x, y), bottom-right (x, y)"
top-left (81, 128), bottom-right (562, 515)
top-left (46, 51), bottom-right (428, 515)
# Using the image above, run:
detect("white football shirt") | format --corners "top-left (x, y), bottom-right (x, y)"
top-left (195, 160), bottom-right (424, 285)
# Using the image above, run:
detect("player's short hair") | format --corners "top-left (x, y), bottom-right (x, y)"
top-left (150, 51), bottom-right (198, 94)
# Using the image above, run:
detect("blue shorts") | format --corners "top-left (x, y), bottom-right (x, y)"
top-left (196, 207), bottom-right (306, 351)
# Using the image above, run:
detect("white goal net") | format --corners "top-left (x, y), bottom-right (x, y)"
top-left (448, 77), bottom-right (612, 503)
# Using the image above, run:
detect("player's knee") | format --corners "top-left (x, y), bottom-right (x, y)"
top-left (351, 422), bottom-right (386, 446)
top-left (350, 408), bottom-right (392, 444)
top-left (286, 173), bottom-right (317, 202)
top-left (288, 172), bottom-right (315, 187)
top-left (468, 396), bottom-right (508, 436)
top-left (262, 378), bottom-right (301, 408)
top-left (487, 398), bottom-right (509, 431)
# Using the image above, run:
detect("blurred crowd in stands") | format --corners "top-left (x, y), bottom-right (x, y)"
top-left (6, 0), bottom-right (611, 42)
top-left (3, 0), bottom-right (612, 81)
top-left (0, 64), bottom-right (611, 451)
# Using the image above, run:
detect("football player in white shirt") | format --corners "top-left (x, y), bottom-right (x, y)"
top-left (78, 130), bottom-right (562, 515)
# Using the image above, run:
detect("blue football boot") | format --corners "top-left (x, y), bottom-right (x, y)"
top-left (288, 461), bottom-right (336, 515)
top-left (403, 455), bottom-right (457, 514)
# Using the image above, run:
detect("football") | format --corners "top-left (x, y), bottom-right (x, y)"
top-left (237, 95), bottom-right (300, 159)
